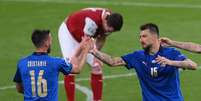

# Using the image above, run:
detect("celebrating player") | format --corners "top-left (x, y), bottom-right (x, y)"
top-left (160, 37), bottom-right (201, 53)
top-left (13, 30), bottom-right (92, 101)
top-left (58, 7), bottom-right (123, 101)
top-left (90, 23), bottom-right (197, 101)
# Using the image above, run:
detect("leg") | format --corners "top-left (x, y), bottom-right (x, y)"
top-left (64, 74), bottom-right (75, 101)
top-left (58, 22), bottom-right (79, 101)
top-left (87, 54), bottom-right (103, 101)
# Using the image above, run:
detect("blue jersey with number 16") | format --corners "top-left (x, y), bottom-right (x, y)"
top-left (13, 52), bottom-right (72, 101)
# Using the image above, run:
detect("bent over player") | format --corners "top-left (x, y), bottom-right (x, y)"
top-left (58, 7), bottom-right (123, 101)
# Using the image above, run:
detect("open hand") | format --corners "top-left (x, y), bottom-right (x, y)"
top-left (156, 55), bottom-right (172, 67)
top-left (80, 36), bottom-right (93, 49)
top-left (160, 37), bottom-right (173, 47)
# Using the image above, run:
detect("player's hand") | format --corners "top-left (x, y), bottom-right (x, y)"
top-left (156, 55), bottom-right (172, 67)
top-left (160, 37), bottom-right (173, 47)
top-left (89, 38), bottom-right (98, 54)
top-left (80, 36), bottom-right (92, 49)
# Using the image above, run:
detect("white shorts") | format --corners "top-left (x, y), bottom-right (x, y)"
top-left (58, 22), bottom-right (95, 66)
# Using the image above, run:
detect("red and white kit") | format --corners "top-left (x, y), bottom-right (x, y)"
top-left (59, 8), bottom-right (111, 65)
top-left (58, 8), bottom-right (111, 101)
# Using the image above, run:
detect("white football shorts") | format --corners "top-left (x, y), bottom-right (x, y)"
top-left (58, 22), bottom-right (95, 66)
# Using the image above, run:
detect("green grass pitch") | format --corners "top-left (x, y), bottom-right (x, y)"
top-left (0, 0), bottom-right (201, 100)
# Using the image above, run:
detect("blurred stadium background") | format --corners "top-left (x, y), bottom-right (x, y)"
top-left (0, 0), bottom-right (201, 100)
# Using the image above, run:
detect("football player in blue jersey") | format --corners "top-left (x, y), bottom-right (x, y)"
top-left (90, 23), bottom-right (197, 101)
top-left (13, 29), bottom-right (92, 101)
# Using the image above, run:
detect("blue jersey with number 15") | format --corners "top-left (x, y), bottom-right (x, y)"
top-left (13, 52), bottom-right (72, 101)
top-left (121, 47), bottom-right (186, 101)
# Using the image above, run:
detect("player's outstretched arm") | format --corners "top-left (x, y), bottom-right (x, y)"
top-left (160, 37), bottom-right (201, 53)
top-left (70, 36), bottom-right (92, 74)
top-left (90, 48), bottom-right (126, 67)
top-left (156, 56), bottom-right (197, 70)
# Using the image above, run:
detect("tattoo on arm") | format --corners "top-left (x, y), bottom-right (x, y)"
top-left (173, 41), bottom-right (201, 53)
top-left (92, 50), bottom-right (126, 67)
top-left (171, 59), bottom-right (197, 70)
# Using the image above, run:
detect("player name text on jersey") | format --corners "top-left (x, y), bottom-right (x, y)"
top-left (27, 61), bottom-right (47, 67)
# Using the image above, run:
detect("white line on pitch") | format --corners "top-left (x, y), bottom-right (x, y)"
top-left (2, 0), bottom-right (201, 9)
top-left (75, 84), bottom-right (93, 101)
top-left (0, 73), bottom-right (135, 90)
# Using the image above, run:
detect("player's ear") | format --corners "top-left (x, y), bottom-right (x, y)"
top-left (151, 33), bottom-right (158, 39)
top-left (43, 40), bottom-right (49, 47)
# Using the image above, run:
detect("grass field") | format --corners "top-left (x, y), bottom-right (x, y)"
top-left (0, 0), bottom-right (201, 100)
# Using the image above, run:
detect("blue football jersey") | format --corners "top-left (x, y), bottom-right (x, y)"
top-left (13, 52), bottom-right (72, 101)
top-left (122, 47), bottom-right (186, 101)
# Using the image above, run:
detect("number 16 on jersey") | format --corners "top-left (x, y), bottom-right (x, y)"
top-left (30, 70), bottom-right (47, 97)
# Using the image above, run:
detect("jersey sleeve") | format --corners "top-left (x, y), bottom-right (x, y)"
top-left (58, 58), bottom-right (73, 75)
top-left (121, 52), bottom-right (138, 70)
top-left (83, 17), bottom-right (98, 36)
top-left (13, 63), bottom-right (22, 83)
top-left (172, 49), bottom-right (187, 61)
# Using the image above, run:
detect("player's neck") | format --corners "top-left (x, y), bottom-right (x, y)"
top-left (149, 41), bottom-right (160, 55)
top-left (35, 48), bottom-right (47, 53)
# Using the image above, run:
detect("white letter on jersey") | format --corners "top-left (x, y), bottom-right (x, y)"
top-left (83, 17), bottom-right (98, 37)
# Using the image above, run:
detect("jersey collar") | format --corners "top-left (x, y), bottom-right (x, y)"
top-left (33, 52), bottom-right (48, 56)
top-left (144, 45), bottom-right (164, 56)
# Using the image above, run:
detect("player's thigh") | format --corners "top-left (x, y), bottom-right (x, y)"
top-left (58, 22), bottom-right (79, 58)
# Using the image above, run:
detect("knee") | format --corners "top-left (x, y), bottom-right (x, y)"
top-left (91, 62), bottom-right (103, 74)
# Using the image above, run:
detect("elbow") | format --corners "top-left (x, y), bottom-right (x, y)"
top-left (72, 68), bottom-right (81, 74)
top-left (107, 64), bottom-right (115, 67)
top-left (107, 62), bottom-right (117, 67)
top-left (184, 59), bottom-right (198, 70)
top-left (194, 49), bottom-right (201, 54)
top-left (187, 62), bottom-right (198, 70)
top-left (194, 46), bottom-right (201, 53)
top-left (74, 69), bottom-right (81, 74)
top-left (71, 64), bottom-right (81, 74)
top-left (190, 62), bottom-right (198, 70)
top-left (196, 50), bottom-right (201, 54)
top-left (17, 89), bottom-right (23, 94)
top-left (16, 84), bottom-right (23, 94)
top-left (108, 64), bottom-right (116, 67)
top-left (73, 71), bottom-right (81, 74)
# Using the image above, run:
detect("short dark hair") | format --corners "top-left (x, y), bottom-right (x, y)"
top-left (106, 13), bottom-right (123, 31)
top-left (31, 29), bottom-right (50, 48)
top-left (140, 23), bottom-right (159, 36)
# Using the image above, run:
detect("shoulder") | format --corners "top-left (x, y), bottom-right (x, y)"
top-left (49, 56), bottom-right (71, 65)
top-left (47, 56), bottom-right (65, 62)
top-left (162, 47), bottom-right (181, 54)
top-left (161, 47), bottom-right (186, 60)
top-left (128, 50), bottom-right (145, 58)
top-left (44, 56), bottom-right (68, 69)
top-left (17, 55), bottom-right (31, 66)
top-left (133, 50), bottom-right (145, 55)
top-left (122, 50), bottom-right (144, 59)
top-left (162, 47), bottom-right (176, 51)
